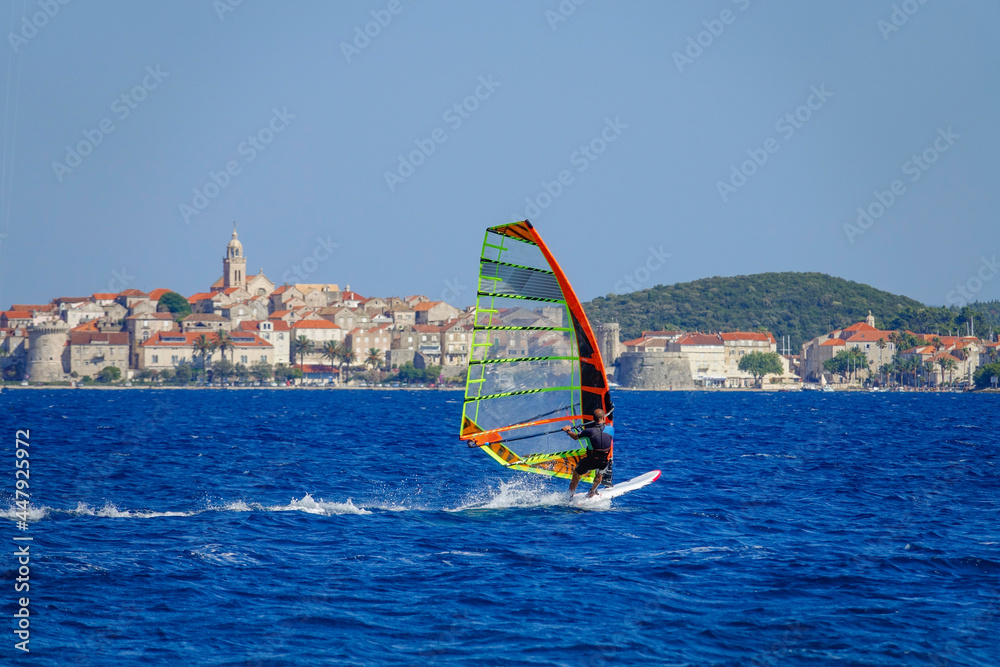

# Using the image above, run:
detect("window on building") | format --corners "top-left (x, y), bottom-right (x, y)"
top-left (278, 333), bottom-right (284, 340)
top-left (240, 355), bottom-right (248, 363)
top-left (152, 355), bottom-right (158, 363)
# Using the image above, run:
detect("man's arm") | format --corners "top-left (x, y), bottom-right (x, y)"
top-left (561, 425), bottom-right (581, 440)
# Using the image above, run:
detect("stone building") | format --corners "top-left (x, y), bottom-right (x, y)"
top-left (26, 322), bottom-right (70, 382)
top-left (69, 331), bottom-right (129, 377)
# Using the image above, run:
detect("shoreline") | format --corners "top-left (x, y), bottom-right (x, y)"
top-left (2, 384), bottom-right (990, 393)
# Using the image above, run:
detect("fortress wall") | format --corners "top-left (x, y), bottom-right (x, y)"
top-left (616, 351), bottom-right (695, 390)
top-left (26, 324), bottom-right (69, 382)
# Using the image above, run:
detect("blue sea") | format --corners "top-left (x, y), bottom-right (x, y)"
top-left (2, 388), bottom-right (999, 666)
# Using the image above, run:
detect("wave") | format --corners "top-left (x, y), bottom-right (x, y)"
top-left (447, 478), bottom-right (612, 512)
top-left (0, 494), bottom-right (372, 522)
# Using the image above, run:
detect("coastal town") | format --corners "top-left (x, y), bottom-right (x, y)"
top-left (1, 229), bottom-right (998, 390)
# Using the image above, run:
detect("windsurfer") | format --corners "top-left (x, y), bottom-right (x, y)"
top-left (562, 408), bottom-right (613, 498)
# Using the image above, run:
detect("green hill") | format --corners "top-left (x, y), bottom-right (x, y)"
top-left (583, 272), bottom-right (972, 351)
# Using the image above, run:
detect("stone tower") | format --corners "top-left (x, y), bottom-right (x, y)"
top-left (223, 225), bottom-right (247, 289)
top-left (26, 322), bottom-right (69, 382)
top-left (592, 322), bottom-right (622, 375)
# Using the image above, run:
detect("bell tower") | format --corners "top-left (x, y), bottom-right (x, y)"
top-left (223, 223), bottom-right (247, 289)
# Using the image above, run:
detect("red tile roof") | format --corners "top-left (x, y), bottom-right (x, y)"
top-left (187, 292), bottom-right (216, 303)
top-left (676, 333), bottom-right (723, 346)
top-left (70, 320), bottom-right (100, 332)
top-left (843, 322), bottom-right (879, 333)
top-left (413, 324), bottom-right (442, 333)
top-left (12, 304), bottom-right (55, 312)
top-left (70, 331), bottom-right (129, 345)
top-left (125, 312), bottom-right (174, 320)
top-left (148, 288), bottom-right (172, 300)
top-left (140, 331), bottom-right (271, 348)
top-left (90, 293), bottom-right (119, 301)
top-left (720, 331), bottom-right (776, 343)
top-left (845, 331), bottom-right (892, 343)
top-left (414, 301), bottom-right (443, 311)
top-left (2, 311), bottom-right (31, 319)
top-left (820, 339), bottom-right (846, 347)
top-left (118, 289), bottom-right (149, 297)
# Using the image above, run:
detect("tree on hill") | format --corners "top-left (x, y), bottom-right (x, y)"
top-left (583, 272), bottom-right (969, 351)
top-left (737, 351), bottom-right (783, 386)
top-left (156, 291), bottom-right (192, 323)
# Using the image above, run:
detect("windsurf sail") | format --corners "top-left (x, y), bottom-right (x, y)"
top-left (460, 220), bottom-right (614, 483)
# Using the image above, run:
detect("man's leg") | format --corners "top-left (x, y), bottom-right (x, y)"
top-left (587, 472), bottom-right (603, 497)
top-left (568, 471), bottom-right (581, 494)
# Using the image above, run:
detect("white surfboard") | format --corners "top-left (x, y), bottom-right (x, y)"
top-left (570, 470), bottom-right (660, 506)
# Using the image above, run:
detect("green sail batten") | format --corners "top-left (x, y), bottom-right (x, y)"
top-left (463, 385), bottom-right (580, 404)
top-left (480, 258), bottom-right (554, 275)
top-left (475, 291), bottom-right (564, 304)
top-left (470, 356), bottom-right (578, 365)
top-left (474, 325), bottom-right (572, 332)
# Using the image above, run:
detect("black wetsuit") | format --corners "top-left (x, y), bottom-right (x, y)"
top-left (574, 424), bottom-right (612, 475)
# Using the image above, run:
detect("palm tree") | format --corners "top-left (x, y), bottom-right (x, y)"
top-left (292, 335), bottom-right (315, 373)
top-left (924, 360), bottom-right (936, 388)
top-left (875, 338), bottom-right (887, 385)
top-left (941, 356), bottom-right (958, 386)
top-left (878, 363), bottom-right (892, 387)
top-left (366, 347), bottom-right (383, 370)
top-left (321, 340), bottom-right (340, 383)
top-left (214, 331), bottom-right (234, 364)
top-left (193, 334), bottom-right (217, 381)
top-left (336, 342), bottom-right (357, 383)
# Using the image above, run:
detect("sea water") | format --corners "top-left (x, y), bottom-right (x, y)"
top-left (1, 389), bottom-right (998, 665)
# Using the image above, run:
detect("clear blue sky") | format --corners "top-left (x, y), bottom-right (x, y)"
top-left (1, 1), bottom-right (997, 310)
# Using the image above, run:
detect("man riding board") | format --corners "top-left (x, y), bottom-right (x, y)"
top-left (562, 408), bottom-right (613, 498)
